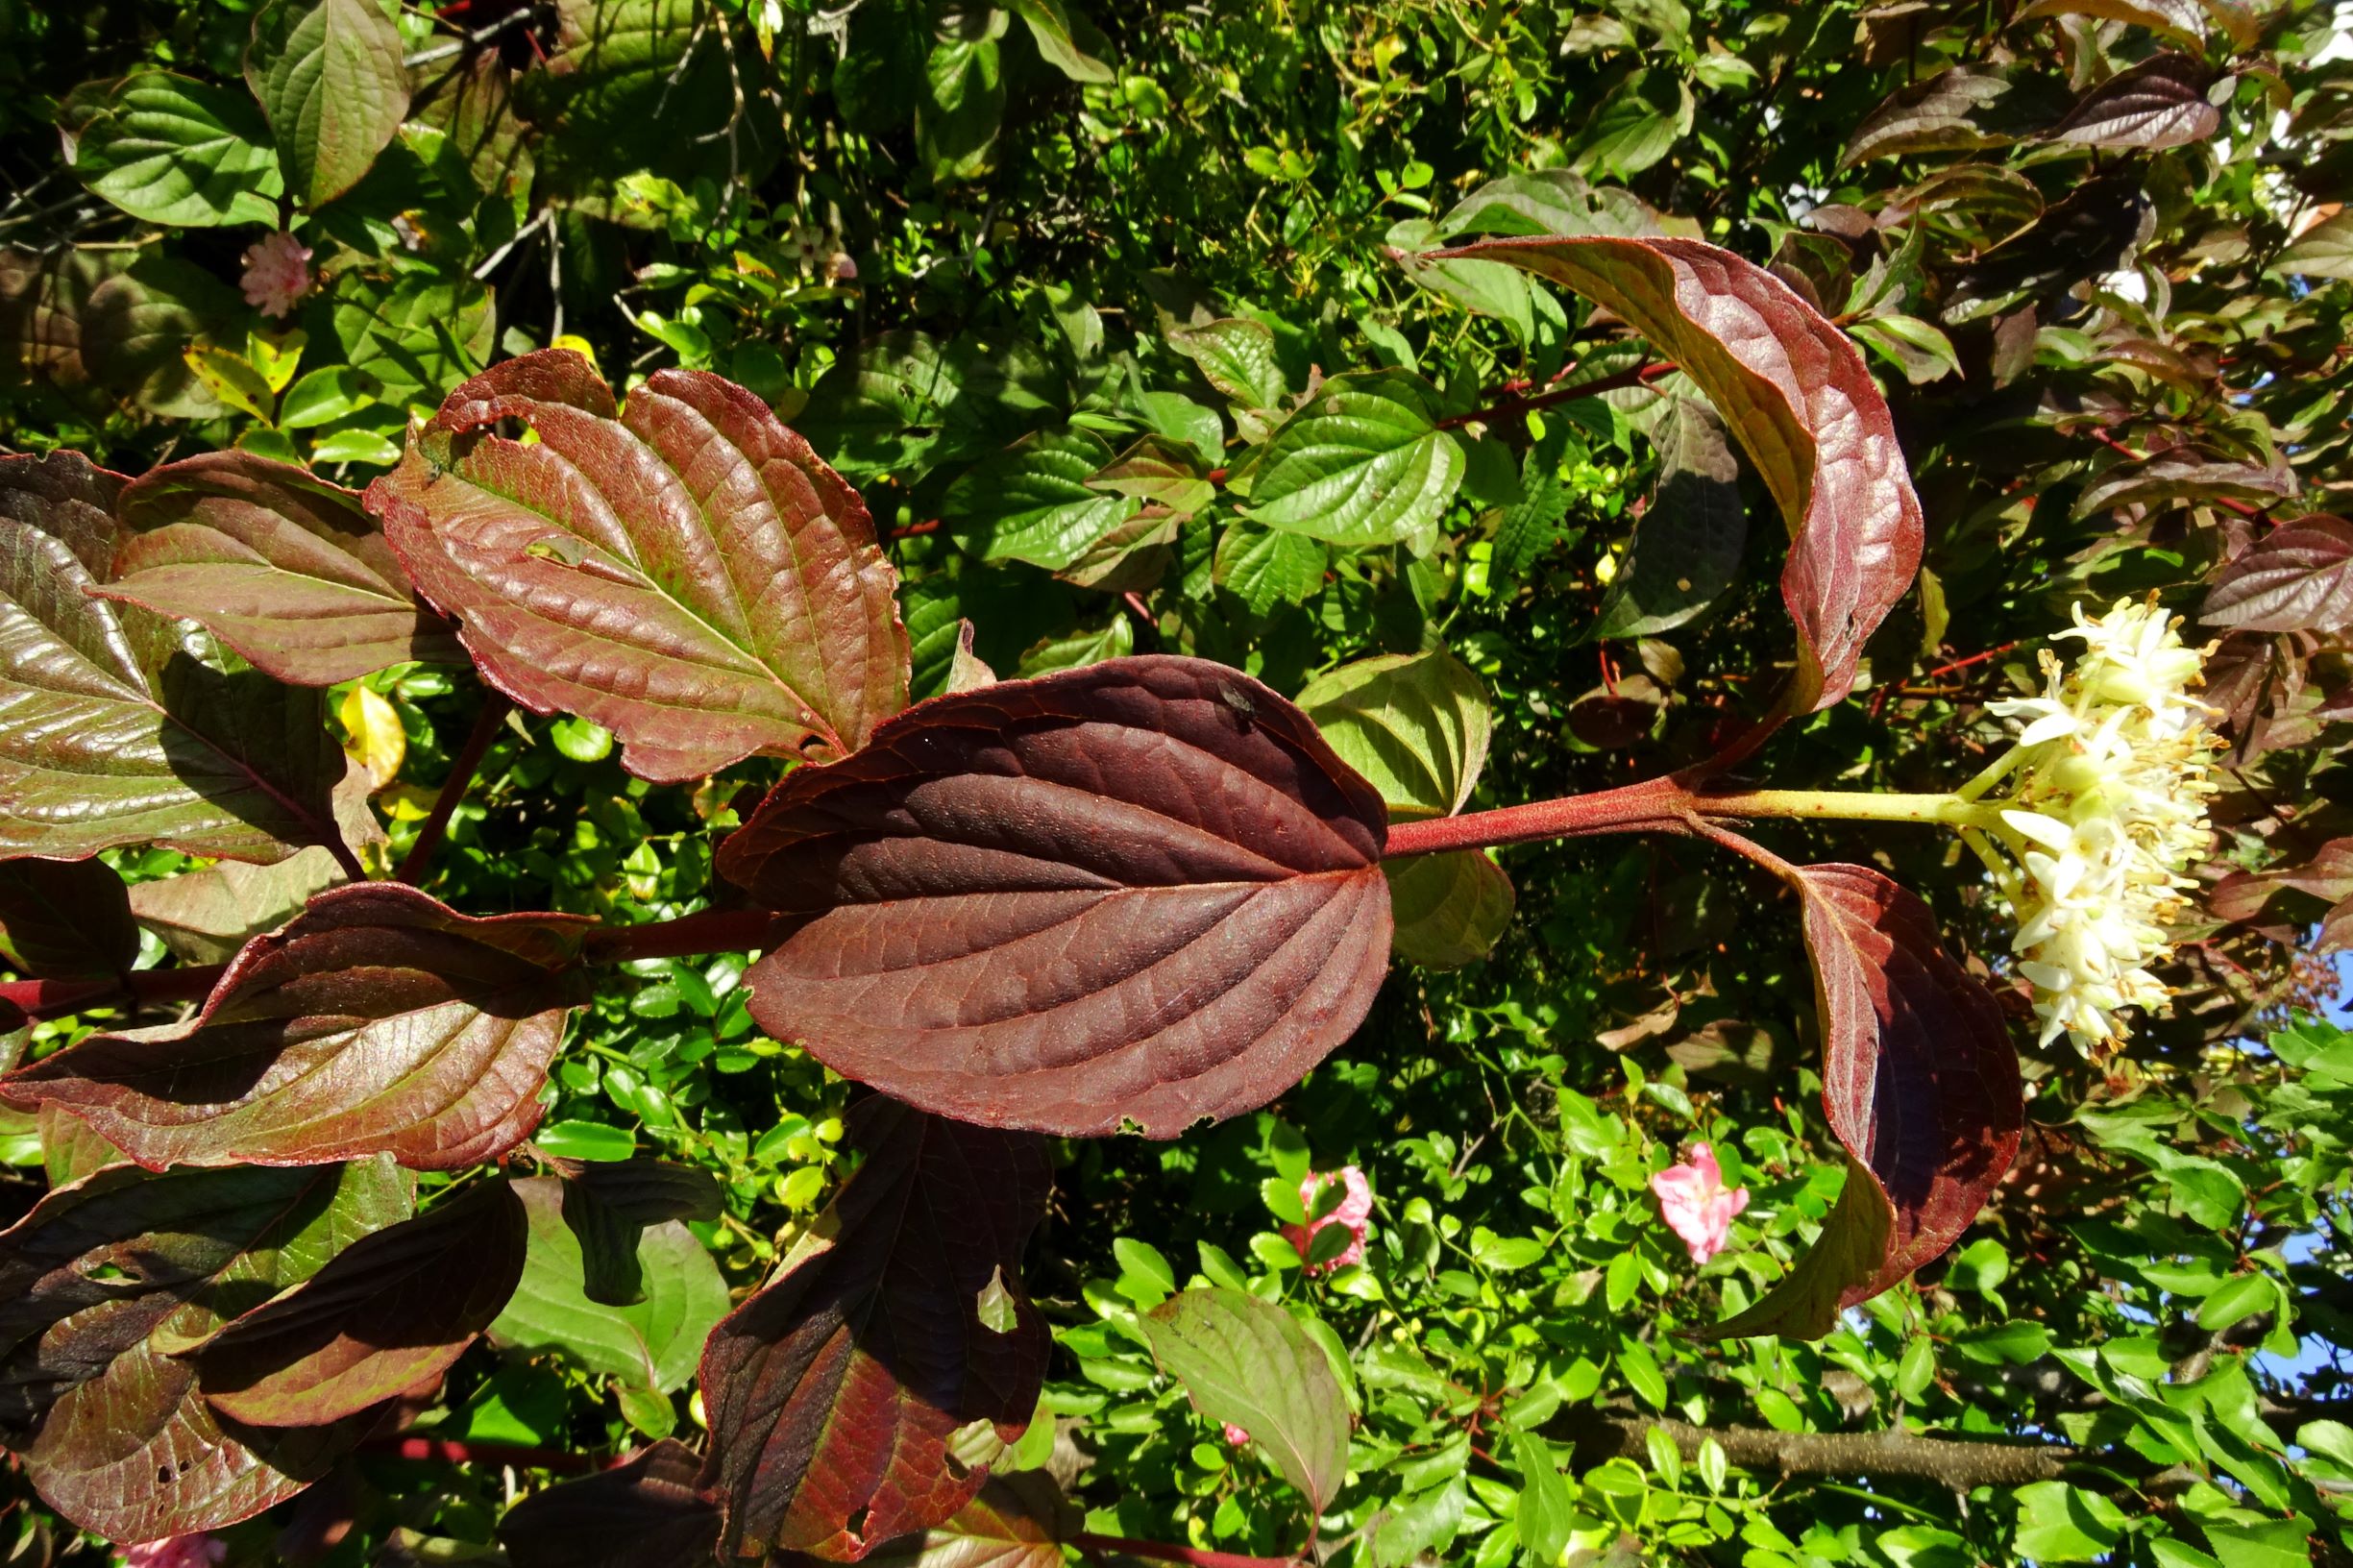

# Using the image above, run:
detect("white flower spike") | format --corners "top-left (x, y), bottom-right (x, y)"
top-left (1979, 598), bottom-right (2218, 1053)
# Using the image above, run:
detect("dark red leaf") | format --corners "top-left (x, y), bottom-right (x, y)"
top-left (1839, 67), bottom-right (2071, 165)
top-left (2047, 53), bottom-right (2220, 149)
top-left (98, 451), bottom-right (462, 686)
top-left (188, 1178), bottom-right (527, 1427)
top-left (2072, 448), bottom-right (2298, 520)
top-left (0, 1159), bottom-right (410, 1539)
top-left (2209, 838), bottom-right (2353, 924)
top-left (1, 882), bottom-right (593, 1170)
top-left (0, 451), bottom-right (350, 864)
top-left (862, 1474), bottom-right (1076, 1568)
top-left (2202, 517), bottom-right (2353, 634)
top-left (719, 655), bottom-right (1394, 1138)
top-left (0, 856), bottom-right (137, 978)
top-left (697, 1102), bottom-right (1051, 1562)
top-left (500, 1438), bottom-right (721, 1568)
top-left (1426, 237), bottom-right (1924, 712)
top-left (1707, 863), bottom-right (2021, 1338)
top-left (367, 350), bottom-right (910, 783)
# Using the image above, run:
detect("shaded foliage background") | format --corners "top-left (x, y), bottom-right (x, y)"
top-left (2, 0), bottom-right (2353, 1564)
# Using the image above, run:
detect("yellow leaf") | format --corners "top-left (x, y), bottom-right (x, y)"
top-left (379, 782), bottom-right (438, 822)
top-left (551, 333), bottom-right (601, 374)
top-left (339, 685), bottom-right (406, 790)
top-left (247, 328), bottom-right (307, 393)
top-left (184, 344), bottom-right (275, 423)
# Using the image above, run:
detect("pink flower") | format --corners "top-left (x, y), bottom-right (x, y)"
top-left (239, 231), bottom-right (310, 317)
top-left (1282, 1165), bottom-right (1372, 1274)
top-left (1222, 1422), bottom-right (1252, 1446)
top-left (1649, 1142), bottom-right (1750, 1264)
top-left (120, 1537), bottom-right (227, 1568)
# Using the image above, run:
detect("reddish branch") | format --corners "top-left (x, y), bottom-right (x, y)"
top-left (1, 906), bottom-right (790, 1021)
top-left (1383, 772), bottom-right (1695, 857)
top-left (399, 693), bottom-right (517, 885)
top-left (1434, 358), bottom-right (1675, 430)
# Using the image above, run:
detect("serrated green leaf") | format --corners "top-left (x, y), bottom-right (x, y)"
top-left (246, 0), bottom-right (410, 207)
top-left (63, 71), bottom-right (283, 227)
top-left (1141, 1288), bottom-right (1350, 1510)
top-left (1249, 370), bottom-right (1463, 552)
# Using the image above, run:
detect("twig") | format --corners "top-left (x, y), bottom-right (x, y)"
top-left (1553, 1409), bottom-right (2091, 1487)
top-left (404, 6), bottom-right (538, 68)
top-left (1070, 1533), bottom-right (1298, 1568)
top-left (399, 693), bottom-right (516, 885)
top-left (362, 1436), bottom-right (601, 1475)
top-left (1434, 359), bottom-right (1673, 431)
top-left (473, 208), bottom-right (552, 281)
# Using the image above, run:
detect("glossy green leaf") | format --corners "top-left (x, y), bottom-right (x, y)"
top-left (61, 71), bottom-right (283, 226)
top-left (1249, 370), bottom-right (1464, 553)
top-left (945, 428), bottom-right (1140, 571)
top-left (486, 1175), bottom-right (728, 1393)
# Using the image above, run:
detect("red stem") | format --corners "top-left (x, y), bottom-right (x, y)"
top-left (1070, 1534), bottom-right (1299, 1568)
top-left (362, 1436), bottom-right (601, 1474)
top-left (0, 966), bottom-right (219, 1018)
top-left (1434, 359), bottom-right (1673, 431)
top-left (890, 518), bottom-right (943, 540)
top-left (1383, 773), bottom-right (1694, 857)
top-left (400, 694), bottom-right (517, 885)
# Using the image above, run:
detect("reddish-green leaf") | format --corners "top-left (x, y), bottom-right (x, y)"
top-left (0, 1159), bottom-right (409, 1539)
top-left (1708, 863), bottom-right (2021, 1338)
top-left (0, 856), bottom-right (137, 978)
top-left (862, 1474), bottom-right (1076, 1568)
top-left (187, 1178), bottom-right (527, 1426)
top-left (245, 0), bottom-right (411, 208)
top-left (2072, 448), bottom-right (2297, 519)
top-left (1140, 1288), bottom-right (1352, 1511)
top-left (697, 1103), bottom-right (1051, 1562)
top-left (720, 656), bottom-right (1394, 1138)
top-left (367, 351), bottom-right (910, 783)
top-left (2202, 517), bottom-right (2353, 635)
top-left (2, 882), bottom-right (593, 1170)
top-left (0, 452), bottom-right (349, 863)
top-left (100, 451), bottom-right (461, 685)
top-left (500, 1437), bottom-right (722, 1568)
top-left (1840, 68), bottom-right (2069, 166)
top-left (1429, 237), bottom-right (1924, 712)
top-left (2047, 54), bottom-right (2221, 149)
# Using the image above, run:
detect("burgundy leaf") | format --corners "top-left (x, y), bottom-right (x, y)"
top-left (0, 451), bottom-right (350, 864)
top-left (2202, 517), bottom-right (2353, 634)
top-left (719, 655), bottom-right (1394, 1138)
top-left (501, 1439), bottom-right (721, 1568)
top-left (188, 1178), bottom-right (527, 1427)
top-left (1840, 67), bottom-right (2071, 166)
top-left (0, 855), bottom-right (137, 978)
top-left (366, 349), bottom-right (910, 783)
top-left (1708, 863), bottom-right (2021, 1338)
top-left (98, 451), bottom-right (463, 685)
top-left (2072, 448), bottom-right (2298, 520)
top-left (1, 882), bottom-right (593, 1170)
top-left (1426, 237), bottom-right (1924, 712)
top-left (0, 1159), bottom-right (409, 1539)
top-left (2047, 53), bottom-right (2221, 150)
top-left (697, 1102), bottom-right (1051, 1562)
top-left (2209, 838), bottom-right (2353, 925)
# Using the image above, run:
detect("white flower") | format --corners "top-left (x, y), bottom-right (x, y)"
top-left (239, 231), bottom-right (311, 317)
top-left (1977, 598), bottom-right (2218, 1053)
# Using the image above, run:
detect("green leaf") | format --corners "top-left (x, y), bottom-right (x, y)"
top-left (1386, 219), bottom-right (1535, 343)
top-left (1213, 522), bottom-right (1327, 616)
top-left (2011, 1482), bottom-right (2128, 1562)
top-left (1850, 314), bottom-right (1964, 385)
top-left (946, 429), bottom-right (1140, 571)
top-left (1012, 613), bottom-right (1132, 675)
top-left (1385, 847), bottom-right (1513, 969)
top-left (1249, 370), bottom-right (1464, 553)
top-left (245, 0), bottom-right (411, 208)
top-left (62, 71), bottom-right (283, 226)
top-left (1140, 1288), bottom-right (1351, 1511)
top-left (1592, 398), bottom-right (1745, 639)
top-left (1297, 648), bottom-right (1491, 816)
top-left (2276, 211), bottom-right (2353, 282)
top-left (1007, 0), bottom-right (1115, 82)
top-left (1617, 1338), bottom-right (1669, 1409)
top-left (2195, 1272), bottom-right (2279, 1332)
top-left (1166, 317), bottom-right (1287, 409)
top-left (1579, 68), bottom-right (1685, 179)
top-left (330, 273), bottom-right (496, 409)
top-left (920, 12), bottom-right (1006, 182)
top-left (2203, 1519), bottom-right (2312, 1568)
top-left (487, 1176), bottom-right (730, 1393)
top-left (1514, 1433), bottom-right (1574, 1564)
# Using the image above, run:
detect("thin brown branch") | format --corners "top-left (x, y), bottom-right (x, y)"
top-left (399, 693), bottom-right (516, 885)
top-left (1555, 1410), bottom-right (2082, 1487)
